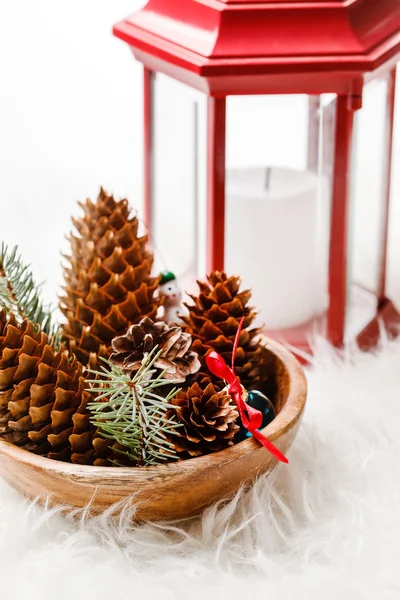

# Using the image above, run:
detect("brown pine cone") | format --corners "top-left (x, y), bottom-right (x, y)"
top-left (110, 317), bottom-right (200, 382)
top-left (166, 382), bottom-right (239, 457)
top-left (184, 272), bottom-right (266, 390)
top-left (0, 309), bottom-right (93, 460)
top-left (60, 187), bottom-right (159, 366)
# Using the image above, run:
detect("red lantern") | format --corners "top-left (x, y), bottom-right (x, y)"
top-left (113, 1), bottom-right (400, 354)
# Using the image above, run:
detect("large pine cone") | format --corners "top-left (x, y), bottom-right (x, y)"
top-left (110, 317), bottom-right (200, 382)
top-left (166, 382), bottom-right (239, 457)
top-left (184, 272), bottom-right (266, 390)
top-left (60, 188), bottom-right (159, 366)
top-left (0, 310), bottom-right (95, 462)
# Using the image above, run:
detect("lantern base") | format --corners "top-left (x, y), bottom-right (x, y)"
top-left (357, 298), bottom-right (400, 351)
top-left (264, 293), bottom-right (400, 360)
top-left (263, 318), bottom-right (322, 364)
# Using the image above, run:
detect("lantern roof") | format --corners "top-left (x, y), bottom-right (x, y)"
top-left (113, 0), bottom-right (400, 95)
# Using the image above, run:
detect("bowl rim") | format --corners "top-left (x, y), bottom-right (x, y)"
top-left (0, 336), bottom-right (307, 477)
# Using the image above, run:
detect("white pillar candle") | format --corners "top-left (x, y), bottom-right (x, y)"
top-left (226, 166), bottom-right (328, 329)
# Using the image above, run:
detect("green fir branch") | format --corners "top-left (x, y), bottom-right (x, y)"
top-left (87, 347), bottom-right (183, 466)
top-left (0, 242), bottom-right (59, 343)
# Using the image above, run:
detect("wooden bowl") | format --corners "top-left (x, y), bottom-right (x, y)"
top-left (0, 337), bottom-right (307, 521)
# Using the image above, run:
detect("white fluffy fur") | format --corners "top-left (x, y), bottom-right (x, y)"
top-left (1, 338), bottom-right (400, 599)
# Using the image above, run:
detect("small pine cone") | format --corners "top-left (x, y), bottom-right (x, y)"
top-left (184, 272), bottom-right (266, 390)
top-left (110, 317), bottom-right (200, 382)
top-left (0, 310), bottom-right (91, 460)
top-left (60, 187), bottom-right (160, 366)
top-left (166, 382), bottom-right (239, 457)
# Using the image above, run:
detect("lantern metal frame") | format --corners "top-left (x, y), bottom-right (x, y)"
top-left (113, 0), bottom-right (400, 349)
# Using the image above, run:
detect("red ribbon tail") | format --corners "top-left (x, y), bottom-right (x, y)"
top-left (231, 388), bottom-right (287, 463)
top-left (250, 428), bottom-right (289, 463)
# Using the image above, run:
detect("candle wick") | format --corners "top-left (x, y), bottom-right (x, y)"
top-left (265, 167), bottom-right (271, 190)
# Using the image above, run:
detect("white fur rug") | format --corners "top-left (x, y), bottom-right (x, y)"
top-left (1, 338), bottom-right (400, 600)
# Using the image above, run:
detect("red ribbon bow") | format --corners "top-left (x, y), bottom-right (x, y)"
top-left (206, 317), bottom-right (288, 464)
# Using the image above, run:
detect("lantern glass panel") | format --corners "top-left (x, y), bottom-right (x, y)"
top-left (152, 74), bottom-right (207, 292)
top-left (225, 94), bottom-right (336, 333)
top-left (346, 76), bottom-right (390, 337)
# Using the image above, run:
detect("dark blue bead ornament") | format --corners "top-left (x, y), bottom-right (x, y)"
top-left (235, 390), bottom-right (275, 443)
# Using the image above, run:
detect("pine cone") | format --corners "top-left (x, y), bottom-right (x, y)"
top-left (60, 188), bottom-right (159, 366)
top-left (166, 382), bottom-right (239, 457)
top-left (110, 317), bottom-right (200, 382)
top-left (0, 310), bottom-right (94, 461)
top-left (184, 272), bottom-right (266, 390)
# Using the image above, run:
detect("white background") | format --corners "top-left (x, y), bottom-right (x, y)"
top-left (0, 0), bottom-right (399, 318)
top-left (0, 1), bottom-right (145, 306)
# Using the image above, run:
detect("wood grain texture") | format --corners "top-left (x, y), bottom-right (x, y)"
top-left (0, 337), bottom-right (307, 521)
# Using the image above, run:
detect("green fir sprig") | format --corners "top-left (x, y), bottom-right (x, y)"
top-left (0, 242), bottom-right (59, 342)
top-left (87, 346), bottom-right (182, 466)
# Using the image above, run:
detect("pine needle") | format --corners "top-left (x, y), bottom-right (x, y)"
top-left (87, 346), bottom-right (183, 466)
top-left (0, 242), bottom-right (59, 343)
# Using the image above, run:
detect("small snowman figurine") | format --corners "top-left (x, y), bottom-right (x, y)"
top-left (159, 272), bottom-right (188, 326)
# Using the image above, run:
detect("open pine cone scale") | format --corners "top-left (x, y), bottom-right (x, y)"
top-left (110, 317), bottom-right (200, 382)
